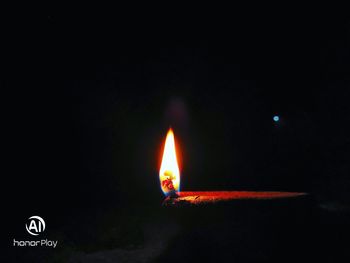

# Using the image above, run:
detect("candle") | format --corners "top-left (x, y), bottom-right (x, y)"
top-left (159, 128), bottom-right (306, 206)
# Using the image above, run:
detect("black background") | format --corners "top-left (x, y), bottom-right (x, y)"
top-left (2, 11), bottom-right (350, 262)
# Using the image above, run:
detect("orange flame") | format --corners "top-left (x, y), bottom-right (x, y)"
top-left (159, 128), bottom-right (180, 195)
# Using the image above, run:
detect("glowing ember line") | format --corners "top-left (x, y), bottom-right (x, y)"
top-left (163, 191), bottom-right (307, 206)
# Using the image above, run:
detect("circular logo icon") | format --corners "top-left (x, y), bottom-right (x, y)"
top-left (26, 216), bottom-right (46, 236)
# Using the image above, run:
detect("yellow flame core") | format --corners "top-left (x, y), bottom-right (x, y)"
top-left (159, 129), bottom-right (180, 195)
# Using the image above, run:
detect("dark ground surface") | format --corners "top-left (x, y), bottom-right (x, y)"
top-left (6, 196), bottom-right (350, 262)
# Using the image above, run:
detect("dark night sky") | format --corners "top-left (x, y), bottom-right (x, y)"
top-left (2, 13), bottom-right (350, 231)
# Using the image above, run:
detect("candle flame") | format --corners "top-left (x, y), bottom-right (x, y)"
top-left (159, 128), bottom-right (180, 195)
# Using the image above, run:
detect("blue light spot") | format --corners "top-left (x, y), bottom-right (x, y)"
top-left (273, 115), bottom-right (280, 122)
